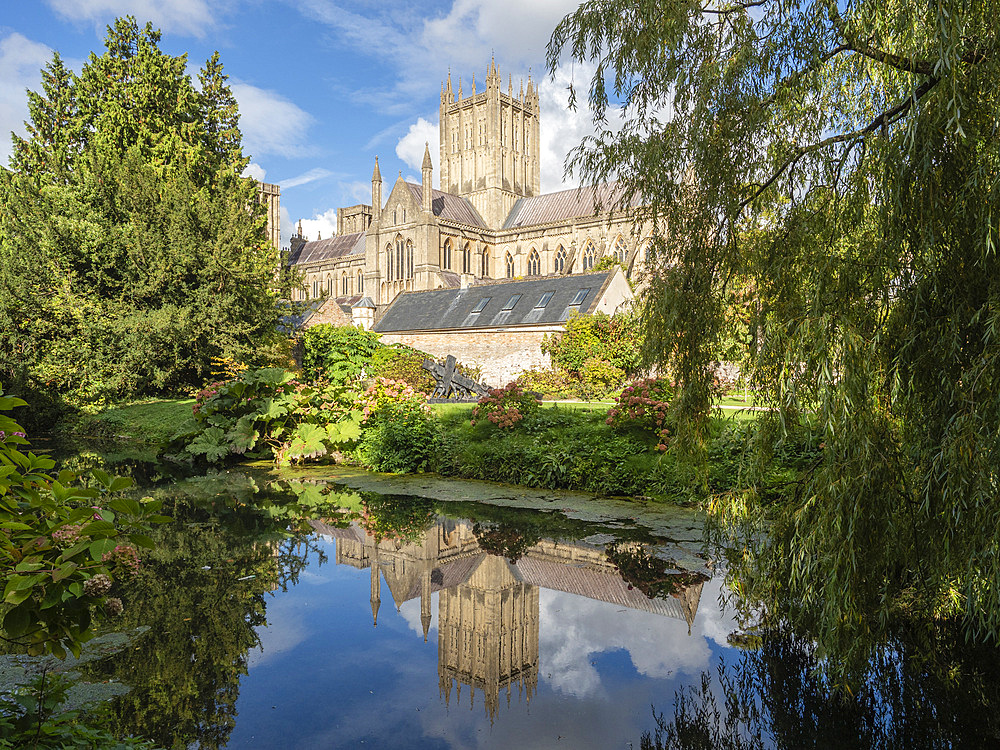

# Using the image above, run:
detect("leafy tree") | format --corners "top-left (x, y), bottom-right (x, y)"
top-left (0, 17), bottom-right (288, 409)
top-left (548, 0), bottom-right (1000, 678)
top-left (301, 324), bottom-right (384, 383)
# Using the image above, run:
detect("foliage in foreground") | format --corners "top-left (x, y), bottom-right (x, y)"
top-left (0, 670), bottom-right (159, 749)
top-left (0, 18), bottom-right (289, 409)
top-left (0, 390), bottom-right (167, 657)
top-left (548, 0), bottom-right (1000, 676)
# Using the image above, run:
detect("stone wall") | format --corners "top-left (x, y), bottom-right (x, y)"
top-left (378, 329), bottom-right (555, 386)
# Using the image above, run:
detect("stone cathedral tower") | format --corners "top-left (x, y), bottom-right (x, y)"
top-left (439, 58), bottom-right (541, 228)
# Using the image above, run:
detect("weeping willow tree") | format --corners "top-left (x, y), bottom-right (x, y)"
top-left (547, 0), bottom-right (1000, 679)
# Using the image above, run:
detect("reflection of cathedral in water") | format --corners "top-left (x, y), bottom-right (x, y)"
top-left (310, 517), bottom-right (704, 720)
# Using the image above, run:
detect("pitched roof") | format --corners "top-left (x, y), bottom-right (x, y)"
top-left (404, 183), bottom-right (486, 227)
top-left (502, 183), bottom-right (642, 230)
top-left (288, 232), bottom-right (365, 265)
top-left (372, 272), bottom-right (613, 333)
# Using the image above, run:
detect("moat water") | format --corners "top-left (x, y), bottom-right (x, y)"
top-left (16, 454), bottom-right (1000, 749)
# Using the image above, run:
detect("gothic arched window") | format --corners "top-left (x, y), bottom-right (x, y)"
top-left (395, 236), bottom-right (406, 280)
top-left (357, 269), bottom-right (364, 294)
top-left (327, 276), bottom-right (334, 296)
top-left (386, 243), bottom-right (394, 281)
top-left (614, 235), bottom-right (628, 264)
top-left (505, 252), bottom-right (515, 279)
top-left (406, 240), bottom-right (414, 278)
top-left (442, 239), bottom-right (452, 270)
top-left (342, 272), bottom-right (349, 296)
top-left (555, 245), bottom-right (566, 273)
top-left (481, 247), bottom-right (490, 277)
top-left (582, 239), bottom-right (597, 271)
top-left (527, 248), bottom-right (540, 276)
top-left (462, 243), bottom-right (471, 274)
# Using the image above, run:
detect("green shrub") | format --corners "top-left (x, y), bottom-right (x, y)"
top-left (301, 324), bottom-right (382, 383)
top-left (515, 367), bottom-right (583, 400)
top-left (542, 310), bottom-right (643, 376)
top-left (580, 357), bottom-right (626, 399)
top-left (355, 378), bottom-right (439, 473)
top-left (471, 382), bottom-right (541, 428)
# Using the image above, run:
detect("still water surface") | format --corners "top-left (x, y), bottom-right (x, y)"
top-left (76, 467), bottom-right (1000, 749)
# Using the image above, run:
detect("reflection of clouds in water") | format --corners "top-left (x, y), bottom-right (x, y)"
top-left (399, 591), bottom-right (440, 637)
top-left (246, 597), bottom-right (309, 668)
top-left (539, 573), bottom-right (738, 698)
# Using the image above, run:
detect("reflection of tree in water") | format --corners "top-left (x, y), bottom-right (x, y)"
top-left (472, 520), bottom-right (541, 563)
top-left (639, 626), bottom-right (1000, 749)
top-left (83, 498), bottom-right (320, 750)
top-left (359, 494), bottom-right (436, 544)
top-left (606, 542), bottom-right (709, 600)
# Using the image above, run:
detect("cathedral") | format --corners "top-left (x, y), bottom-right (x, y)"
top-left (284, 60), bottom-right (651, 314)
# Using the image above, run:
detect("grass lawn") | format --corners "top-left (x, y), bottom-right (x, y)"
top-left (77, 398), bottom-right (195, 444)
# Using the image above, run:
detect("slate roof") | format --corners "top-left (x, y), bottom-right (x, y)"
top-left (288, 232), bottom-right (365, 265)
top-left (404, 183), bottom-right (487, 227)
top-left (502, 183), bottom-right (642, 230)
top-left (372, 272), bottom-right (613, 333)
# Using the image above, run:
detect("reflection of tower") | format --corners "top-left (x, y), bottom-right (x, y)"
top-left (370, 544), bottom-right (380, 627)
top-left (438, 556), bottom-right (539, 721)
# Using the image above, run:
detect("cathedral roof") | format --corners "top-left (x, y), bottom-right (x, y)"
top-left (373, 271), bottom-right (614, 333)
top-left (287, 231), bottom-right (365, 265)
top-left (502, 183), bottom-right (642, 230)
top-left (404, 183), bottom-right (486, 227)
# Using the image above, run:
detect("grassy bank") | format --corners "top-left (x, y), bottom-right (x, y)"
top-left (432, 404), bottom-right (774, 502)
top-left (70, 399), bottom-right (195, 444)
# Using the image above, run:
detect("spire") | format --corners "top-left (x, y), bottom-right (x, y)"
top-left (527, 67), bottom-right (535, 96)
top-left (421, 142), bottom-right (433, 212)
top-left (471, 72), bottom-right (475, 94)
top-left (317, 231), bottom-right (321, 240)
top-left (372, 156), bottom-right (381, 182)
top-left (458, 76), bottom-right (463, 100)
top-left (296, 219), bottom-right (302, 238)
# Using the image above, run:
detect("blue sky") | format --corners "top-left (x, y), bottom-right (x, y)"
top-left (0, 0), bottom-right (602, 247)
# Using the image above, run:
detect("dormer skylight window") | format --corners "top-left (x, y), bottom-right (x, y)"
top-left (535, 291), bottom-right (554, 309)
top-left (471, 297), bottom-right (491, 313)
top-left (501, 294), bottom-right (521, 311)
top-left (570, 288), bottom-right (591, 306)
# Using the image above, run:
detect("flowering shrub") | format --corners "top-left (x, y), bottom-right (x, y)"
top-left (354, 377), bottom-right (428, 425)
top-left (472, 382), bottom-right (541, 429)
top-left (355, 378), bottom-right (438, 473)
top-left (606, 377), bottom-right (674, 451)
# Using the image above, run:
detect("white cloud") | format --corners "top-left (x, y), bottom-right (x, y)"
top-left (297, 208), bottom-right (339, 241)
top-left (0, 33), bottom-right (54, 168)
top-left (243, 161), bottom-right (267, 181)
top-left (339, 180), bottom-right (372, 205)
top-left (538, 575), bottom-right (737, 698)
top-left (299, 0), bottom-right (579, 114)
top-left (279, 167), bottom-right (334, 190)
top-left (538, 62), bottom-right (626, 193)
top-left (395, 117), bottom-right (438, 183)
top-left (44, 0), bottom-right (219, 37)
top-left (232, 81), bottom-right (316, 159)
top-left (280, 204), bottom-right (293, 248)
